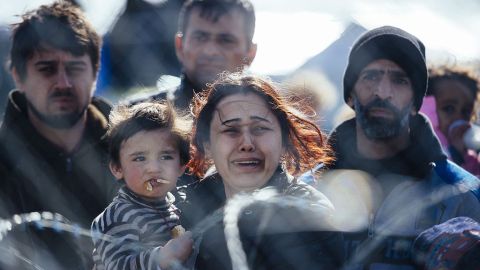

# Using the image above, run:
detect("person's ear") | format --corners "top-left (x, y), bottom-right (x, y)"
top-left (244, 43), bottom-right (257, 66)
top-left (109, 162), bottom-right (124, 180)
top-left (11, 68), bottom-right (24, 91)
top-left (347, 92), bottom-right (356, 108)
top-left (174, 33), bottom-right (185, 64)
top-left (347, 97), bottom-right (354, 107)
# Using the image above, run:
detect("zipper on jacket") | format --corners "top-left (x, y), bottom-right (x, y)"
top-left (66, 157), bottom-right (73, 173)
top-left (367, 213), bottom-right (375, 238)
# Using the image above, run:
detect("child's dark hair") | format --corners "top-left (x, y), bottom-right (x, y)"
top-left (107, 101), bottom-right (192, 167)
top-left (427, 65), bottom-right (480, 98)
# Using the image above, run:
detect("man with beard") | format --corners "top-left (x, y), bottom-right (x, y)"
top-left (0, 2), bottom-right (118, 269)
top-left (326, 26), bottom-right (480, 269)
top-left (135, 0), bottom-right (257, 110)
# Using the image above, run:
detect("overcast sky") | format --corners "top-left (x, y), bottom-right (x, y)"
top-left (2, 0), bottom-right (479, 75)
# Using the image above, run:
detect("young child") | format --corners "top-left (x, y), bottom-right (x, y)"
top-left (91, 101), bottom-right (193, 269)
top-left (420, 65), bottom-right (480, 175)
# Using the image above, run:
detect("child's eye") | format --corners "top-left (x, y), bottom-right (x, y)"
top-left (132, 156), bottom-right (145, 162)
top-left (441, 105), bottom-right (456, 115)
top-left (160, 155), bottom-right (174, 160)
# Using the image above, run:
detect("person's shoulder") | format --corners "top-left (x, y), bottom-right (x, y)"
top-left (434, 159), bottom-right (478, 185)
top-left (128, 75), bottom-right (181, 105)
top-left (285, 180), bottom-right (335, 213)
top-left (90, 96), bottom-right (113, 117)
top-left (127, 87), bottom-right (180, 106)
top-left (128, 91), bottom-right (167, 106)
top-left (91, 196), bottom-right (136, 229)
top-left (177, 173), bottom-right (226, 228)
top-left (330, 117), bottom-right (355, 134)
top-left (432, 159), bottom-right (480, 201)
top-left (182, 173), bottom-right (225, 205)
top-left (327, 118), bottom-right (356, 150)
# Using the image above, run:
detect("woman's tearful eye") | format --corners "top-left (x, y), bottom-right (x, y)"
top-left (251, 125), bottom-right (271, 135)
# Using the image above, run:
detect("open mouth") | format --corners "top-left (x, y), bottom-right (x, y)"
top-left (233, 159), bottom-right (261, 167)
top-left (144, 178), bottom-right (170, 192)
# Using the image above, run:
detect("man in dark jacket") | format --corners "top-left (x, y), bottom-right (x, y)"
top-left (142, 0), bottom-right (257, 111)
top-left (326, 25), bottom-right (480, 269)
top-left (0, 2), bottom-right (118, 269)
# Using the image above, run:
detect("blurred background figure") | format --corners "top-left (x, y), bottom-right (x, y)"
top-left (279, 23), bottom-right (365, 132)
top-left (2, 1), bottom-right (479, 122)
top-left (420, 64), bottom-right (480, 175)
top-left (96, 0), bottom-right (185, 96)
top-left (281, 70), bottom-right (339, 132)
top-left (0, 26), bottom-right (14, 117)
top-left (134, 0), bottom-right (257, 111)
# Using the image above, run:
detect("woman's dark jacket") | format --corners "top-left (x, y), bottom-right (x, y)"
top-left (177, 167), bottom-right (345, 270)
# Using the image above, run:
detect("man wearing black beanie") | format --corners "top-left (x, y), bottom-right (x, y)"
top-left (325, 26), bottom-right (480, 269)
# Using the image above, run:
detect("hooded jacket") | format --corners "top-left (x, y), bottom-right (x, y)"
top-left (327, 114), bottom-right (480, 269)
top-left (0, 90), bottom-right (119, 269)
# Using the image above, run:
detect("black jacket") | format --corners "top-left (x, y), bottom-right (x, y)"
top-left (326, 114), bottom-right (480, 269)
top-left (0, 90), bottom-right (119, 270)
top-left (178, 168), bottom-right (345, 270)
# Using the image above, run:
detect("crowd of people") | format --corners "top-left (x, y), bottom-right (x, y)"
top-left (0, 0), bottom-right (479, 270)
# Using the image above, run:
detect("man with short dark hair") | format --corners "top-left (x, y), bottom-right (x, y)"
top-left (0, 2), bottom-right (118, 269)
top-left (327, 25), bottom-right (480, 269)
top-left (142, 0), bottom-right (257, 110)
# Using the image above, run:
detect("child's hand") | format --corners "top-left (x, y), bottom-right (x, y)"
top-left (158, 231), bottom-right (193, 269)
top-left (448, 120), bottom-right (471, 153)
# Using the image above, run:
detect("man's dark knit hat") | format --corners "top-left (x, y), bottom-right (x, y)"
top-left (343, 25), bottom-right (428, 111)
